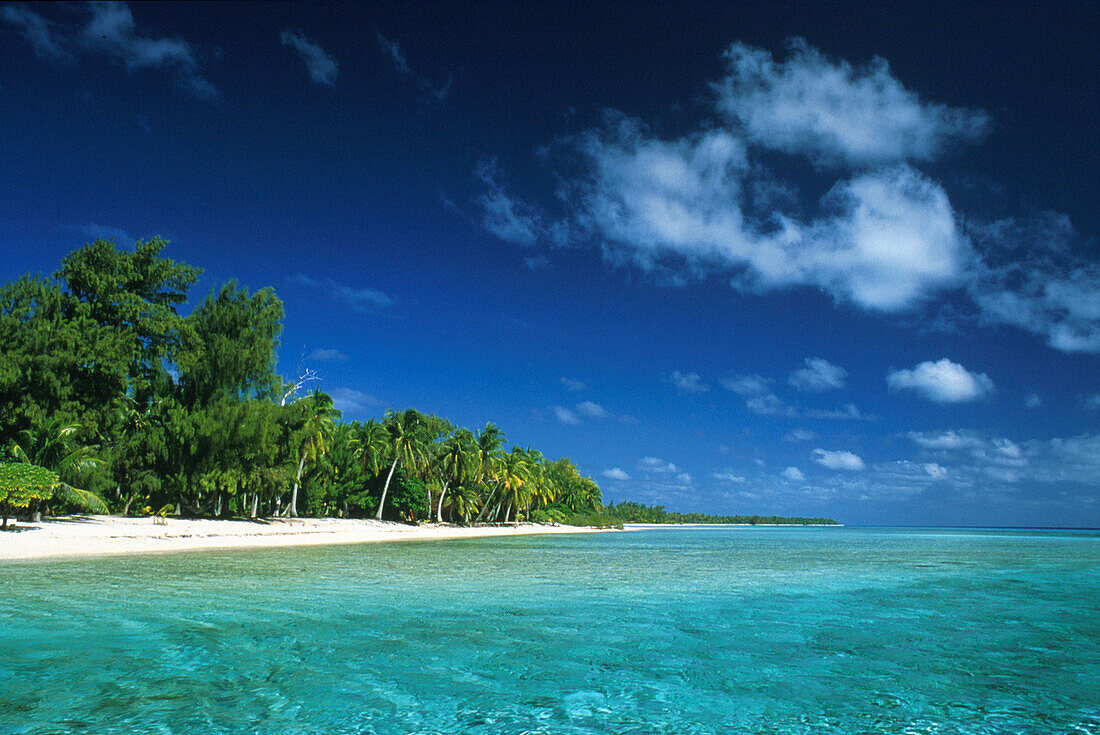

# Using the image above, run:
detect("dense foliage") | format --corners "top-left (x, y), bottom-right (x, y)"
top-left (0, 239), bottom-right (607, 525)
top-left (606, 501), bottom-right (838, 525)
top-left (2, 239), bottom-right (837, 528)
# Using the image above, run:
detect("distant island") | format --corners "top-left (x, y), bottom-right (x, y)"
top-left (0, 239), bottom-right (836, 532)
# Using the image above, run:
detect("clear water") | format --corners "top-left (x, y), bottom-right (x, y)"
top-left (2, 527), bottom-right (1098, 734)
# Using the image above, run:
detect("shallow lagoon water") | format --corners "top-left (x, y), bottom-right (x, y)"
top-left (2, 526), bottom-right (1098, 734)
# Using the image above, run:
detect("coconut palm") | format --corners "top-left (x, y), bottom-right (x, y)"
top-left (432, 428), bottom-right (476, 522)
top-left (472, 423), bottom-right (506, 522)
top-left (373, 409), bottom-right (430, 520)
top-left (285, 391), bottom-right (338, 517)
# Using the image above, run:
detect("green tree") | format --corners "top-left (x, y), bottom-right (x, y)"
top-left (0, 463), bottom-right (59, 529)
top-left (283, 391), bottom-right (338, 517)
top-left (431, 428), bottom-right (476, 522)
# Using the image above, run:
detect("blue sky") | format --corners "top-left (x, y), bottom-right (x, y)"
top-left (2, 2), bottom-right (1097, 526)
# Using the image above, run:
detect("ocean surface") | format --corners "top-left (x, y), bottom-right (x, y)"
top-left (2, 526), bottom-right (1098, 734)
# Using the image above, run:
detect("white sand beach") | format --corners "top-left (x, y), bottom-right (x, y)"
top-left (0, 516), bottom-right (614, 562)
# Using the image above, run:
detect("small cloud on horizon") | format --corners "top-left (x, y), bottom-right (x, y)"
top-left (670, 370), bottom-right (709, 393)
top-left (308, 348), bottom-right (347, 362)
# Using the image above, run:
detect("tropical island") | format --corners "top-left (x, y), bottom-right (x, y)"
top-left (0, 239), bottom-right (837, 545)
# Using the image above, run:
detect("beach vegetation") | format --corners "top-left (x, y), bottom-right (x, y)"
top-left (0, 238), bottom-right (835, 528)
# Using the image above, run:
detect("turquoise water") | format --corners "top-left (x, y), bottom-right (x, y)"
top-left (2, 527), bottom-right (1098, 734)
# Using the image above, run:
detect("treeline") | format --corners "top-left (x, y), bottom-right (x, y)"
top-left (0, 239), bottom-right (603, 525)
top-left (606, 501), bottom-right (838, 525)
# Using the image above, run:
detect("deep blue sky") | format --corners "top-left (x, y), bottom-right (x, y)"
top-left (2, 2), bottom-right (1097, 526)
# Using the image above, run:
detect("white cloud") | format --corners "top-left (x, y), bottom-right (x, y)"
top-left (638, 457), bottom-right (680, 473)
top-left (602, 468), bottom-right (630, 481)
top-left (813, 448), bottom-right (866, 471)
top-left (887, 359), bottom-right (995, 403)
top-left (789, 357), bottom-right (847, 392)
top-left (375, 31), bottom-right (451, 100)
top-left (551, 405), bottom-right (581, 425)
top-left (0, 4), bottom-right (69, 60)
top-left (1083, 393), bottom-right (1100, 411)
top-left (80, 2), bottom-right (218, 99)
top-left (329, 387), bottom-right (381, 416)
top-left (559, 376), bottom-right (586, 392)
top-left (524, 255), bottom-right (550, 270)
top-left (710, 471), bottom-right (746, 483)
top-left (576, 401), bottom-right (610, 419)
top-left (69, 222), bottom-right (135, 245)
top-left (3, 2), bottom-right (217, 98)
top-left (712, 38), bottom-right (989, 166)
top-left (923, 463), bottom-right (948, 479)
top-left (721, 374), bottom-right (771, 395)
top-left (785, 428), bottom-right (817, 442)
top-left (722, 373), bottom-right (864, 420)
top-left (475, 159), bottom-right (542, 246)
top-left (907, 430), bottom-right (986, 451)
top-left (967, 214), bottom-right (1100, 354)
top-left (292, 275), bottom-right (393, 311)
top-left (556, 113), bottom-right (968, 312)
top-left (308, 348), bottom-right (347, 362)
top-left (280, 30), bottom-right (337, 87)
top-left (781, 466), bottom-right (805, 482)
top-left (473, 40), bottom-right (1100, 355)
top-left (1025, 393), bottom-right (1043, 409)
top-left (670, 371), bottom-right (709, 393)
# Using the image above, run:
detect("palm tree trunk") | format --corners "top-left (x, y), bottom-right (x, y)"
top-left (374, 457), bottom-right (400, 520)
top-left (474, 485), bottom-right (498, 523)
top-left (288, 454), bottom-right (306, 518)
top-left (503, 502), bottom-right (512, 523)
top-left (250, 491), bottom-right (259, 519)
top-left (435, 481), bottom-right (450, 523)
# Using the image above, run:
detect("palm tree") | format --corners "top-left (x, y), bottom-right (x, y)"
top-left (4, 419), bottom-right (107, 517)
top-left (374, 409), bottom-right (429, 520)
top-left (432, 428), bottom-right (476, 522)
top-left (497, 448), bottom-right (531, 523)
top-left (285, 391), bottom-right (338, 517)
top-left (472, 424), bottom-right (506, 522)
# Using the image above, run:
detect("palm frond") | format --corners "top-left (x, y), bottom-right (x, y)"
top-left (54, 483), bottom-right (109, 514)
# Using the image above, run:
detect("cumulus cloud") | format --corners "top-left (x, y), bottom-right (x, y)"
top-left (376, 31), bottom-right (451, 100)
top-left (638, 457), bottom-right (680, 473)
top-left (712, 38), bottom-right (990, 166)
top-left (1084, 393), bottom-right (1100, 411)
top-left (602, 468), bottom-right (630, 481)
top-left (670, 371), bottom-right (709, 393)
top-left (923, 463), bottom-right (948, 479)
top-left (329, 387), bottom-right (381, 416)
top-left (907, 430), bottom-right (986, 451)
top-left (308, 348), bottom-right (347, 362)
top-left (559, 377), bottom-right (587, 392)
top-left (781, 466), bottom-right (805, 482)
top-left (280, 30), bottom-right (337, 86)
top-left (785, 428), bottom-right (817, 442)
top-left (813, 448), bottom-right (866, 471)
top-left (710, 471), bottom-right (746, 483)
top-left (557, 114), bottom-right (968, 312)
top-left (1025, 393), bottom-right (1043, 409)
top-left (967, 213), bottom-right (1100, 354)
top-left (722, 372), bottom-right (864, 420)
top-left (887, 359), bottom-right (995, 403)
top-left (3, 2), bottom-right (217, 98)
top-left (576, 401), bottom-right (610, 419)
top-left (551, 405), bottom-right (581, 425)
top-left (789, 357), bottom-right (847, 392)
top-left (473, 40), bottom-right (1099, 354)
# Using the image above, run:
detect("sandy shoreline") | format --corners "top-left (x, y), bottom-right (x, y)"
top-left (0, 516), bottom-right (614, 562)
